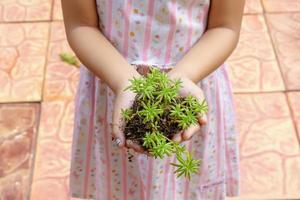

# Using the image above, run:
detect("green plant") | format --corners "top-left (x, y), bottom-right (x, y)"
top-left (137, 101), bottom-right (164, 123)
top-left (59, 52), bottom-right (79, 67)
top-left (171, 151), bottom-right (201, 180)
top-left (122, 67), bottom-right (208, 180)
top-left (121, 108), bottom-right (134, 121)
top-left (183, 95), bottom-right (208, 115)
top-left (178, 109), bottom-right (198, 130)
top-left (170, 103), bottom-right (184, 118)
top-left (143, 131), bottom-right (173, 159)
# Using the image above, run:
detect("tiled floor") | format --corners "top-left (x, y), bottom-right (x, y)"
top-left (0, 0), bottom-right (299, 199)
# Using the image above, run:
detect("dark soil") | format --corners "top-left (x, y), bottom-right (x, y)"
top-left (123, 97), bottom-right (185, 151)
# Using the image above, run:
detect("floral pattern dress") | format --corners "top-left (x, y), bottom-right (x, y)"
top-left (69, 0), bottom-right (240, 199)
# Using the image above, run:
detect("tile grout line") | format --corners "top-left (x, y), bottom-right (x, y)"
top-left (0, 19), bottom-right (65, 24)
top-left (0, 101), bottom-right (42, 105)
top-left (0, 20), bottom-right (52, 24)
top-left (261, 8), bottom-right (300, 151)
top-left (0, 3), bottom-right (55, 25)
top-left (261, 10), bottom-right (300, 14)
top-left (28, 0), bottom-right (55, 199)
top-left (263, 14), bottom-right (287, 88)
top-left (226, 12), bottom-right (300, 16)
top-left (40, 0), bottom-right (56, 102)
top-left (27, 103), bottom-right (43, 200)
top-left (50, 0), bottom-right (55, 21)
top-left (233, 89), bottom-right (300, 95)
top-left (285, 94), bottom-right (300, 150)
top-left (260, 0), bottom-right (265, 13)
top-left (244, 0), bottom-right (300, 16)
top-left (39, 21), bottom-right (53, 103)
top-left (262, 14), bottom-right (286, 89)
top-left (259, 0), bottom-right (300, 15)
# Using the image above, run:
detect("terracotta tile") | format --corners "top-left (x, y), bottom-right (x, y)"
top-left (287, 92), bottom-right (300, 138)
top-left (262, 0), bottom-right (300, 12)
top-left (244, 0), bottom-right (264, 14)
top-left (0, 104), bottom-right (40, 200)
top-left (53, 0), bottom-right (63, 21)
top-left (234, 93), bottom-right (299, 198)
top-left (235, 93), bottom-right (298, 157)
top-left (31, 178), bottom-right (70, 200)
top-left (0, 23), bottom-right (49, 103)
top-left (30, 100), bottom-right (75, 200)
top-left (240, 153), bottom-right (283, 198)
top-left (266, 13), bottom-right (300, 90)
top-left (227, 15), bottom-right (285, 93)
top-left (43, 22), bottom-right (79, 101)
top-left (285, 157), bottom-right (300, 196)
top-left (0, 0), bottom-right (52, 22)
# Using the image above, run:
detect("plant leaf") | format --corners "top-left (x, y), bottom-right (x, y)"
top-left (59, 53), bottom-right (79, 67)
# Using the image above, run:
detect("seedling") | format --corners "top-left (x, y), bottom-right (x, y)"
top-left (122, 67), bottom-right (208, 180)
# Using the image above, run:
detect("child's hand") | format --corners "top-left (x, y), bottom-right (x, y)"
top-left (167, 71), bottom-right (208, 143)
top-left (112, 75), bottom-right (148, 154)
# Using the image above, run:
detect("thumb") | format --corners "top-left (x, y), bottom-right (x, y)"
top-left (111, 123), bottom-right (125, 147)
top-left (198, 113), bottom-right (207, 126)
top-left (112, 91), bottom-right (135, 147)
top-left (112, 98), bottom-right (126, 147)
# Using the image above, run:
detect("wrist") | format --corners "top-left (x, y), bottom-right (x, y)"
top-left (168, 67), bottom-right (201, 83)
top-left (167, 68), bottom-right (187, 80)
top-left (115, 69), bottom-right (141, 94)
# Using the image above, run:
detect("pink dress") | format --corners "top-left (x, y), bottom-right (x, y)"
top-left (69, 0), bottom-right (240, 199)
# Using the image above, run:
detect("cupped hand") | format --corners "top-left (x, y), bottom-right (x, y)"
top-left (167, 71), bottom-right (208, 143)
top-left (112, 75), bottom-right (148, 154)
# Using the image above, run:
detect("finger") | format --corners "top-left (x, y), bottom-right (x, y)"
top-left (112, 92), bottom-right (136, 147)
top-left (190, 87), bottom-right (206, 104)
top-left (112, 113), bottom-right (126, 147)
top-left (197, 113), bottom-right (207, 126)
top-left (179, 79), bottom-right (206, 100)
top-left (182, 124), bottom-right (201, 141)
top-left (111, 123), bottom-right (125, 147)
top-left (126, 140), bottom-right (149, 155)
top-left (112, 130), bottom-right (125, 147)
top-left (172, 130), bottom-right (183, 143)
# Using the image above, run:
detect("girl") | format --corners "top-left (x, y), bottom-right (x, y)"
top-left (61, 0), bottom-right (244, 199)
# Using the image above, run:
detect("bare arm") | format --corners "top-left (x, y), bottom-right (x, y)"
top-left (169, 0), bottom-right (245, 83)
top-left (61, 0), bottom-right (144, 150)
top-left (61, 0), bottom-right (140, 93)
